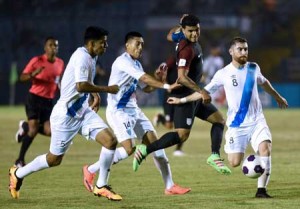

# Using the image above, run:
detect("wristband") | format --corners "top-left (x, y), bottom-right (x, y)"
top-left (163, 84), bottom-right (170, 90)
top-left (180, 97), bottom-right (187, 103)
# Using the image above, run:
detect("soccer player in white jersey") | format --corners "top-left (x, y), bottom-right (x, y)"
top-left (82, 31), bottom-right (191, 195)
top-left (167, 37), bottom-right (288, 198)
top-left (9, 26), bottom-right (123, 201)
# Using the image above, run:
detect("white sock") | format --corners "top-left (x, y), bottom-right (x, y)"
top-left (153, 149), bottom-right (174, 189)
top-left (258, 156), bottom-right (271, 188)
top-left (88, 161), bottom-right (100, 173)
top-left (113, 147), bottom-right (129, 164)
top-left (16, 154), bottom-right (49, 178)
top-left (96, 147), bottom-right (115, 188)
top-left (88, 147), bottom-right (128, 174)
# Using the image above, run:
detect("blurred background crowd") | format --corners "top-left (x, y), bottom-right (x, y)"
top-left (0, 0), bottom-right (299, 106)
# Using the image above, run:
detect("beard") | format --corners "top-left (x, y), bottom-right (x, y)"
top-left (237, 56), bottom-right (247, 65)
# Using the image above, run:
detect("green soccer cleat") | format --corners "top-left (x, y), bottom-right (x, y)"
top-left (133, 144), bottom-right (147, 171)
top-left (207, 154), bottom-right (232, 175)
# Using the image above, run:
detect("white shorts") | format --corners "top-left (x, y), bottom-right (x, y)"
top-left (49, 105), bottom-right (108, 155)
top-left (224, 118), bottom-right (272, 154)
top-left (106, 107), bottom-right (156, 143)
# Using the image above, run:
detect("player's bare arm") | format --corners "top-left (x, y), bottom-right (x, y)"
top-left (76, 82), bottom-right (119, 94)
top-left (167, 14), bottom-right (188, 42)
top-left (167, 91), bottom-right (202, 104)
top-left (167, 26), bottom-right (181, 42)
top-left (260, 80), bottom-right (288, 109)
top-left (177, 68), bottom-right (211, 103)
top-left (89, 93), bottom-right (101, 112)
top-left (139, 73), bottom-right (172, 93)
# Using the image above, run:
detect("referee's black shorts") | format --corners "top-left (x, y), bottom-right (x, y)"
top-left (25, 93), bottom-right (54, 124)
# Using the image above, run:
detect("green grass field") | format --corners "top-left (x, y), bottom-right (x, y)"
top-left (0, 106), bottom-right (300, 209)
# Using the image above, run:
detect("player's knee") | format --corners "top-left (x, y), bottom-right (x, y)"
top-left (101, 134), bottom-right (118, 149)
top-left (28, 129), bottom-right (39, 138)
top-left (106, 137), bottom-right (118, 149)
top-left (229, 159), bottom-right (241, 167)
top-left (125, 147), bottom-right (134, 156)
top-left (228, 156), bottom-right (241, 167)
top-left (165, 122), bottom-right (173, 129)
top-left (177, 131), bottom-right (190, 142)
top-left (49, 159), bottom-right (62, 167)
top-left (178, 135), bottom-right (188, 142)
top-left (213, 116), bottom-right (225, 126)
top-left (207, 111), bottom-right (225, 125)
top-left (258, 140), bottom-right (272, 156)
top-left (43, 128), bottom-right (51, 136)
top-left (46, 155), bottom-right (63, 167)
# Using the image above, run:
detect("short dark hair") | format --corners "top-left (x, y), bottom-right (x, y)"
top-left (84, 26), bottom-right (108, 44)
top-left (125, 31), bottom-right (143, 44)
top-left (229, 37), bottom-right (247, 47)
top-left (44, 36), bottom-right (57, 44)
top-left (181, 14), bottom-right (200, 28)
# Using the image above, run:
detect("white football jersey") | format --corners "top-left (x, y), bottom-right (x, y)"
top-left (107, 52), bottom-right (146, 110)
top-left (202, 55), bottom-right (224, 84)
top-left (56, 47), bottom-right (97, 118)
top-left (205, 62), bottom-right (267, 127)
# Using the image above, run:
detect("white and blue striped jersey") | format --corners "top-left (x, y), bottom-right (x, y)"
top-left (107, 52), bottom-right (146, 110)
top-left (205, 62), bottom-right (267, 127)
top-left (56, 47), bottom-right (97, 118)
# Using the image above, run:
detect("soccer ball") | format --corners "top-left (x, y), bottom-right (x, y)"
top-left (242, 155), bottom-right (265, 178)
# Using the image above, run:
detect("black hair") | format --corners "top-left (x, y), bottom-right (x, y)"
top-left (181, 14), bottom-right (200, 28)
top-left (125, 31), bottom-right (143, 44)
top-left (44, 36), bottom-right (57, 44)
top-left (229, 37), bottom-right (247, 47)
top-left (84, 26), bottom-right (108, 44)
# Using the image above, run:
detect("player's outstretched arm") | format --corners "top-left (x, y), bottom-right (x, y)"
top-left (167, 92), bottom-right (202, 104)
top-left (76, 82), bottom-right (119, 94)
top-left (260, 80), bottom-right (288, 109)
top-left (177, 69), bottom-right (211, 104)
top-left (139, 73), bottom-right (171, 93)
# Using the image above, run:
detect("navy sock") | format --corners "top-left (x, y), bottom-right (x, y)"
top-left (158, 114), bottom-right (166, 125)
top-left (211, 123), bottom-right (224, 155)
top-left (22, 121), bottom-right (29, 132)
top-left (17, 135), bottom-right (33, 161)
top-left (147, 132), bottom-right (181, 154)
top-left (38, 124), bottom-right (45, 135)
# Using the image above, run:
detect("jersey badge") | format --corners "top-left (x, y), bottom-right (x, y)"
top-left (178, 59), bottom-right (186, 67)
top-left (80, 67), bottom-right (88, 77)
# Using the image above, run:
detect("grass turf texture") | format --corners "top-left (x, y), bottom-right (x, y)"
top-left (0, 106), bottom-right (300, 209)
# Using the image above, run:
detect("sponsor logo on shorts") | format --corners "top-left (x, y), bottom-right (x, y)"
top-left (186, 118), bottom-right (192, 125)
